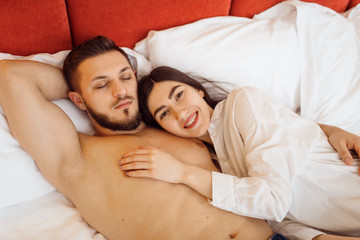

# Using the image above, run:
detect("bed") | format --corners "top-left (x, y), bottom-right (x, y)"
top-left (0, 0), bottom-right (359, 239)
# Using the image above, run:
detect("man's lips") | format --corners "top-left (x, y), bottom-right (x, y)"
top-left (115, 100), bottom-right (132, 110)
top-left (184, 111), bottom-right (198, 129)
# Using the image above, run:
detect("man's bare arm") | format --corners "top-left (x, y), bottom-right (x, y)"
top-left (0, 60), bottom-right (82, 189)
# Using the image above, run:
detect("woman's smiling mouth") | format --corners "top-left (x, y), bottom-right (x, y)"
top-left (184, 111), bottom-right (198, 129)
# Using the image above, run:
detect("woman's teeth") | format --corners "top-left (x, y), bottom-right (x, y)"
top-left (185, 112), bottom-right (197, 128)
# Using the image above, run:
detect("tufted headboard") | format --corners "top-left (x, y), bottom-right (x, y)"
top-left (0, 0), bottom-right (359, 56)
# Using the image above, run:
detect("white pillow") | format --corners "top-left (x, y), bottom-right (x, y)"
top-left (0, 48), bottom-right (151, 210)
top-left (134, 4), bottom-right (302, 112)
top-left (293, 2), bottom-right (360, 132)
top-left (342, 2), bottom-right (360, 40)
top-left (135, 1), bottom-right (360, 132)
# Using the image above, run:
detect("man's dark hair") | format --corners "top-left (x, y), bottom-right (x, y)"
top-left (63, 35), bottom-right (131, 92)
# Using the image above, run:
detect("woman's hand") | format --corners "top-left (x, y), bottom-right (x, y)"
top-left (119, 146), bottom-right (187, 184)
top-left (119, 146), bottom-right (213, 199)
top-left (319, 124), bottom-right (360, 175)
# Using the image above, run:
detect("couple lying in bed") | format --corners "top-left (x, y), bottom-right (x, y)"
top-left (0, 35), bottom-right (359, 240)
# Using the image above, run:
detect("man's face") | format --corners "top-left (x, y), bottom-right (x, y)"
top-left (76, 50), bottom-right (141, 131)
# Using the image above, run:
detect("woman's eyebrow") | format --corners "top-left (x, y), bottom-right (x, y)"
top-left (153, 84), bottom-right (181, 118)
top-left (154, 105), bottom-right (166, 119)
top-left (168, 85), bottom-right (181, 99)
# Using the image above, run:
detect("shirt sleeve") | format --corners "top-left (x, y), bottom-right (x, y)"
top-left (268, 219), bottom-right (324, 240)
top-left (211, 87), bottom-right (320, 221)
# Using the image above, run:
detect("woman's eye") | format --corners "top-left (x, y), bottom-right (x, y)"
top-left (160, 110), bottom-right (169, 120)
top-left (175, 91), bottom-right (183, 101)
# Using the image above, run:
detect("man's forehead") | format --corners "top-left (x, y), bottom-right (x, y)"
top-left (78, 51), bottom-right (131, 81)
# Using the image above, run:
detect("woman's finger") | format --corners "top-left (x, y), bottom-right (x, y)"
top-left (353, 145), bottom-right (360, 159)
top-left (332, 140), bottom-right (354, 166)
top-left (122, 147), bottom-right (154, 157)
top-left (119, 154), bottom-right (152, 165)
top-left (126, 170), bottom-right (151, 178)
top-left (120, 161), bottom-right (152, 171)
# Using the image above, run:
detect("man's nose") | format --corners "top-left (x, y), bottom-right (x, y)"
top-left (112, 82), bottom-right (127, 98)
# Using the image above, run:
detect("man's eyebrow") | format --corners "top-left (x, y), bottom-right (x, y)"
top-left (168, 85), bottom-right (181, 100)
top-left (153, 105), bottom-right (166, 119)
top-left (91, 66), bottom-right (131, 82)
top-left (92, 75), bottom-right (106, 82)
top-left (120, 66), bottom-right (131, 74)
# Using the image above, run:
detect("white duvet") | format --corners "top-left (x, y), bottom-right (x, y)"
top-left (0, 1), bottom-right (359, 239)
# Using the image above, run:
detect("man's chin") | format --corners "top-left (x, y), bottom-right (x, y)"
top-left (115, 118), bottom-right (142, 131)
top-left (85, 102), bottom-right (142, 131)
top-left (90, 113), bottom-right (141, 132)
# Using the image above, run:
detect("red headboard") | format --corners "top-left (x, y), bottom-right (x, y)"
top-left (0, 0), bottom-right (72, 56)
top-left (66, 0), bottom-right (231, 49)
top-left (0, 0), bottom-right (358, 56)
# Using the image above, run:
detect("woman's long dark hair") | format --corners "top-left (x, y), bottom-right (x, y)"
top-left (138, 66), bottom-right (228, 128)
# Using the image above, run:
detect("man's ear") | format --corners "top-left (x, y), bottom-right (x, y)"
top-left (69, 91), bottom-right (87, 111)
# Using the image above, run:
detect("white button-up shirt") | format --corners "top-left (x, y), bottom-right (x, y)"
top-left (209, 87), bottom-right (360, 239)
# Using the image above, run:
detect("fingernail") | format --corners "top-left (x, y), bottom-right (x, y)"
top-left (344, 157), bottom-right (352, 165)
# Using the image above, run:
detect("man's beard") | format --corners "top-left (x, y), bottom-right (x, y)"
top-left (86, 103), bottom-right (142, 131)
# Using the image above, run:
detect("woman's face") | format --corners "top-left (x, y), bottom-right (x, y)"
top-left (147, 80), bottom-right (213, 138)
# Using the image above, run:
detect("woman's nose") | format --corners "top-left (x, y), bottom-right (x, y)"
top-left (175, 108), bottom-right (187, 122)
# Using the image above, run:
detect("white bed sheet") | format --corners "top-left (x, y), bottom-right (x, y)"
top-left (0, 1), bottom-right (359, 239)
top-left (0, 191), bottom-right (104, 240)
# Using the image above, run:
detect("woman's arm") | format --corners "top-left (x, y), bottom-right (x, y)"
top-left (270, 218), bottom-right (360, 240)
top-left (119, 146), bottom-right (213, 199)
top-left (314, 234), bottom-right (360, 240)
